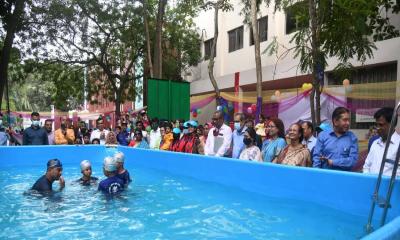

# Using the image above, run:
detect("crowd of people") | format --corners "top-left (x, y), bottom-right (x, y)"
top-left (1, 106), bottom-right (398, 177)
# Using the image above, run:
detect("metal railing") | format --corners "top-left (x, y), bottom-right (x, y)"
top-left (366, 101), bottom-right (400, 233)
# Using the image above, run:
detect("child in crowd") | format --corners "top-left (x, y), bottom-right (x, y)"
top-left (114, 152), bottom-right (132, 185)
top-left (98, 157), bottom-right (124, 195)
top-left (77, 160), bottom-right (98, 186)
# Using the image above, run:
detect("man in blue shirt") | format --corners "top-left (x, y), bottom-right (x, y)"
top-left (313, 107), bottom-right (358, 170)
top-left (98, 156), bottom-right (124, 195)
top-left (116, 122), bottom-right (130, 146)
top-left (232, 113), bottom-right (247, 159)
top-left (23, 112), bottom-right (49, 145)
top-left (31, 159), bottom-right (65, 193)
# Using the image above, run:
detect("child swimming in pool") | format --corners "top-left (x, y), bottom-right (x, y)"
top-left (113, 152), bottom-right (132, 186)
top-left (77, 160), bottom-right (98, 186)
top-left (98, 157), bottom-right (124, 195)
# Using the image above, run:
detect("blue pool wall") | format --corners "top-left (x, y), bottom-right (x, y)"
top-left (1, 145), bottom-right (400, 239)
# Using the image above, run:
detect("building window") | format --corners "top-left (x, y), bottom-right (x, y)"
top-left (228, 26), bottom-right (244, 52)
top-left (327, 62), bottom-right (397, 129)
top-left (285, 1), bottom-right (308, 35)
top-left (204, 38), bottom-right (216, 60)
top-left (250, 16), bottom-right (268, 46)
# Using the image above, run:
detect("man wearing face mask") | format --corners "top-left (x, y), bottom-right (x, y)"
top-left (204, 110), bottom-right (233, 157)
top-left (23, 112), bottom-right (49, 145)
top-left (149, 118), bottom-right (161, 149)
top-left (231, 113), bottom-right (247, 159)
top-left (55, 116), bottom-right (75, 145)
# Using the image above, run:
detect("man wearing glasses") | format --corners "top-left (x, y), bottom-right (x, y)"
top-left (204, 110), bottom-right (232, 157)
top-left (363, 107), bottom-right (400, 176)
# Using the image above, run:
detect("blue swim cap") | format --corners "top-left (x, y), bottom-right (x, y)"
top-left (188, 120), bottom-right (198, 128)
top-left (47, 159), bottom-right (62, 169)
top-left (172, 128), bottom-right (181, 134)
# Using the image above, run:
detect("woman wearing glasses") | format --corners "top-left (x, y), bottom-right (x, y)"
top-left (273, 123), bottom-right (311, 167)
top-left (261, 118), bottom-right (287, 162)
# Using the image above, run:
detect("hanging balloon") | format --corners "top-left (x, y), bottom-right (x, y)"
top-left (192, 108), bottom-right (197, 114)
top-left (223, 106), bottom-right (229, 113)
top-left (197, 109), bottom-right (202, 114)
top-left (302, 83), bottom-right (312, 91)
top-left (193, 112), bottom-right (198, 118)
top-left (274, 90), bottom-right (281, 97)
top-left (217, 105), bottom-right (223, 111)
top-left (247, 107), bottom-right (253, 114)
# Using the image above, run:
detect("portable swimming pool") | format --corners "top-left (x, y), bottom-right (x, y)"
top-left (0, 145), bottom-right (399, 239)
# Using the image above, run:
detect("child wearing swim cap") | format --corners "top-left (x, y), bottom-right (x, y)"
top-left (77, 160), bottom-right (98, 186)
top-left (114, 152), bottom-right (132, 186)
top-left (98, 157), bottom-right (124, 195)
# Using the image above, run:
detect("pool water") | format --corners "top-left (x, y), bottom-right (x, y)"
top-left (0, 160), bottom-right (367, 239)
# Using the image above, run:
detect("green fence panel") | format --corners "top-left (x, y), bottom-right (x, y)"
top-left (147, 78), bottom-right (189, 121)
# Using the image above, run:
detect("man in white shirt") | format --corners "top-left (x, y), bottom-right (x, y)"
top-left (301, 121), bottom-right (317, 153)
top-left (90, 119), bottom-right (110, 145)
top-left (149, 118), bottom-right (161, 149)
top-left (363, 107), bottom-right (400, 176)
top-left (205, 110), bottom-right (232, 157)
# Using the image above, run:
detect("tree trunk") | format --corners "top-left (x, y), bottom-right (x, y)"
top-left (153, 0), bottom-right (167, 79)
top-left (0, 0), bottom-right (25, 109)
top-left (309, 0), bottom-right (321, 126)
top-left (251, 0), bottom-right (263, 123)
top-left (143, 0), bottom-right (154, 78)
top-left (208, 2), bottom-right (220, 100)
top-left (115, 93), bottom-right (121, 126)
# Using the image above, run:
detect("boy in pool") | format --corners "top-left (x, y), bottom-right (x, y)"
top-left (114, 152), bottom-right (132, 185)
top-left (98, 157), bottom-right (124, 195)
top-left (77, 160), bottom-right (98, 186)
top-left (31, 159), bottom-right (65, 193)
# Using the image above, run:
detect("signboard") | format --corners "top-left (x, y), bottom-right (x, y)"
top-left (355, 108), bottom-right (379, 123)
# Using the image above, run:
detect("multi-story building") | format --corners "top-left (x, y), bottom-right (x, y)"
top-left (187, 0), bottom-right (400, 135)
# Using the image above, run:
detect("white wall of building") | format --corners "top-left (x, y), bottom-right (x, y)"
top-left (188, 0), bottom-right (400, 95)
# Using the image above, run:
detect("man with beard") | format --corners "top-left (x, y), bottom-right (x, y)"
top-left (31, 159), bottom-right (65, 193)
top-left (44, 119), bottom-right (55, 145)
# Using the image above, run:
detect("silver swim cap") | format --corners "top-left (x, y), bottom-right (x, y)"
top-left (103, 156), bottom-right (117, 172)
top-left (114, 152), bottom-right (125, 163)
top-left (80, 160), bottom-right (91, 171)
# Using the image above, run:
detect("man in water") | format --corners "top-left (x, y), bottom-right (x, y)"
top-left (77, 160), bottom-right (98, 186)
top-left (31, 159), bottom-right (65, 193)
top-left (98, 157), bottom-right (124, 195)
top-left (114, 152), bottom-right (132, 186)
